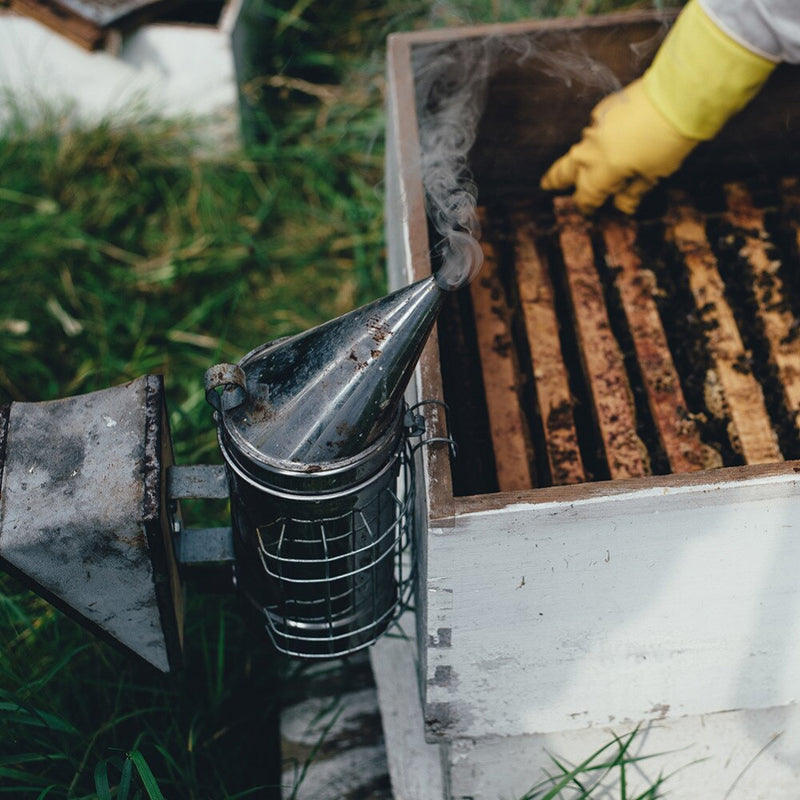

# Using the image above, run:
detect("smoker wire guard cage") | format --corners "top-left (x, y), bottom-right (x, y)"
top-left (202, 271), bottom-right (448, 662)
top-left (0, 6), bottom-right (797, 780)
top-left (249, 444), bottom-right (416, 660)
top-left (213, 401), bottom-right (422, 661)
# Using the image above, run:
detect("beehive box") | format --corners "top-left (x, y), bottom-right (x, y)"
top-left (382, 9), bottom-right (800, 798)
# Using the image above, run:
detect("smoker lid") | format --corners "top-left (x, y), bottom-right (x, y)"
top-left (205, 275), bottom-right (444, 477)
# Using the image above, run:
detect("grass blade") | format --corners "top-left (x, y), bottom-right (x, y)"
top-left (93, 760), bottom-right (112, 800)
top-left (518, 725), bottom-right (681, 800)
top-left (537, 737), bottom-right (624, 799)
top-left (0, 767), bottom-right (61, 787)
top-left (0, 699), bottom-right (78, 734)
top-left (127, 750), bottom-right (167, 800)
top-left (118, 756), bottom-right (134, 800)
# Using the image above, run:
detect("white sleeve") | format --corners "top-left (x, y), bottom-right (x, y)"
top-left (700, 0), bottom-right (800, 63)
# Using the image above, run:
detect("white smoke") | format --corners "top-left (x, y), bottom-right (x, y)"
top-left (413, 37), bottom-right (494, 290)
top-left (412, 15), bottom-right (669, 290)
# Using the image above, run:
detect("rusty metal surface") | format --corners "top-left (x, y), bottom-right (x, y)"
top-left (0, 376), bottom-right (176, 671)
top-left (167, 464), bottom-right (228, 500)
top-left (141, 375), bottom-right (183, 669)
top-left (176, 526), bottom-right (234, 565)
top-left (207, 280), bottom-right (435, 659)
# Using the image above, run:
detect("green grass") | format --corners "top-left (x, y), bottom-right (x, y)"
top-left (0, 85), bottom-right (391, 465)
top-left (0, 0), bottom-right (684, 796)
top-left (515, 726), bottom-right (689, 799)
top-left (0, 2), bottom-right (396, 793)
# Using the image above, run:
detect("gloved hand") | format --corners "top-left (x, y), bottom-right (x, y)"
top-left (540, 79), bottom-right (697, 215)
top-left (540, 0), bottom-right (777, 215)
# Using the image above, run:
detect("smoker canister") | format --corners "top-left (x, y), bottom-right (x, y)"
top-left (206, 276), bottom-right (443, 658)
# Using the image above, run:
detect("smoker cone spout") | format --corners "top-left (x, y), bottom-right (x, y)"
top-left (205, 274), bottom-right (444, 475)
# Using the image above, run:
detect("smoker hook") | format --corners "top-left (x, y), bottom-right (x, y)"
top-left (405, 399), bottom-right (457, 459)
top-left (409, 436), bottom-right (458, 459)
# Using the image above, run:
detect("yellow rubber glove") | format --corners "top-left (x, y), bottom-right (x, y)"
top-left (540, 0), bottom-right (777, 215)
top-left (540, 79), bottom-right (696, 214)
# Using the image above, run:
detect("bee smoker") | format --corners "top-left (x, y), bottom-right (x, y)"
top-left (205, 276), bottom-right (444, 659)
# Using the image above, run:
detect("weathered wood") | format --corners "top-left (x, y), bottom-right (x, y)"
top-left (553, 197), bottom-right (649, 479)
top-left (471, 209), bottom-right (535, 491)
top-left (448, 706), bottom-right (800, 800)
top-left (512, 210), bottom-right (585, 485)
top-left (451, 457), bottom-right (797, 517)
top-left (377, 559), bottom-right (800, 800)
top-left (398, 20), bottom-right (800, 207)
top-left (723, 182), bottom-right (800, 436)
top-left (781, 176), bottom-right (800, 253)
top-left (601, 216), bottom-right (705, 473)
top-left (371, 612), bottom-right (446, 800)
top-left (11, 0), bottom-right (105, 49)
top-left (434, 289), bottom-right (501, 498)
top-left (384, 33), bottom-right (455, 522)
top-left (664, 198), bottom-right (782, 464)
top-left (10, 0), bottom-right (184, 50)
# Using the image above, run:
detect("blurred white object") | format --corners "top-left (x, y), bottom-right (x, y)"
top-left (0, 1), bottom-right (244, 142)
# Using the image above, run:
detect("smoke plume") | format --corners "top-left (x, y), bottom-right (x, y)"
top-left (412, 18), bottom-right (668, 291)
